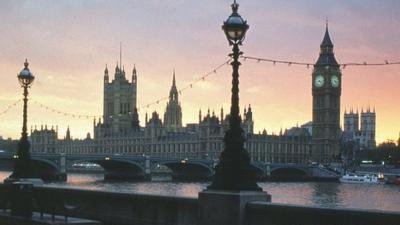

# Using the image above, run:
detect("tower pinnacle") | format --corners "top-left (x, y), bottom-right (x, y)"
top-left (173, 69), bottom-right (176, 87)
top-left (315, 23), bottom-right (338, 66)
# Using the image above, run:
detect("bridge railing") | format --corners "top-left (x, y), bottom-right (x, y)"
top-left (246, 201), bottom-right (400, 225)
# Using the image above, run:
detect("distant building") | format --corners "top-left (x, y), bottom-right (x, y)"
top-left (343, 107), bottom-right (376, 150)
top-left (30, 63), bottom-right (311, 164)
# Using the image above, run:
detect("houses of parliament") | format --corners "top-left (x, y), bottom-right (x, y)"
top-left (30, 26), bottom-right (375, 164)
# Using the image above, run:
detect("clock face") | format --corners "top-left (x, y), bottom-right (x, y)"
top-left (331, 75), bottom-right (339, 88)
top-left (314, 75), bottom-right (324, 88)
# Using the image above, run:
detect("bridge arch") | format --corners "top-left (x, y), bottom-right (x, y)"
top-left (69, 158), bottom-right (147, 181)
top-left (270, 167), bottom-right (309, 181)
top-left (158, 160), bottom-right (213, 181)
top-left (26, 158), bottom-right (61, 181)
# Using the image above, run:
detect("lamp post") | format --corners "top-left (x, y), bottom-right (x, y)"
top-left (10, 59), bottom-right (35, 179)
top-left (207, 1), bottom-right (261, 191)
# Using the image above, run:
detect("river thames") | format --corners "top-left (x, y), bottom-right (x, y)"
top-left (1, 171), bottom-right (399, 212)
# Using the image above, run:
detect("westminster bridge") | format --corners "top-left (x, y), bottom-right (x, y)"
top-left (0, 152), bottom-right (339, 181)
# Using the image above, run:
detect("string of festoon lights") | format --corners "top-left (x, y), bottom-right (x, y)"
top-left (2, 54), bottom-right (399, 121)
top-left (138, 58), bottom-right (232, 110)
top-left (16, 58), bottom-right (232, 121)
top-left (242, 55), bottom-right (400, 69)
top-left (30, 99), bottom-right (101, 120)
top-left (0, 99), bottom-right (22, 116)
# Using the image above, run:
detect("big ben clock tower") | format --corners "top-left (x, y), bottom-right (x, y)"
top-left (312, 24), bottom-right (342, 164)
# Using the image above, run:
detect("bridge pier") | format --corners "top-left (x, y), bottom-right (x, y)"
top-left (145, 156), bottom-right (151, 177)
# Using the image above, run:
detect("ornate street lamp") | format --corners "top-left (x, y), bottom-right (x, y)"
top-left (10, 59), bottom-right (35, 179)
top-left (207, 1), bottom-right (261, 191)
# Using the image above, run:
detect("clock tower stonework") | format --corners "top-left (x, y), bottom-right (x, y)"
top-left (312, 25), bottom-right (342, 164)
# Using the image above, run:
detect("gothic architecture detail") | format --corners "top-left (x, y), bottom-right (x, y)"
top-left (311, 24), bottom-right (342, 163)
top-left (164, 71), bottom-right (183, 132)
top-left (344, 107), bottom-right (376, 149)
top-left (96, 62), bottom-right (139, 137)
top-left (30, 67), bottom-right (311, 164)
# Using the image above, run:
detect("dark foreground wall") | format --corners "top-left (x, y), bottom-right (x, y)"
top-left (1, 185), bottom-right (198, 225)
top-left (1, 185), bottom-right (400, 225)
top-left (247, 201), bottom-right (400, 225)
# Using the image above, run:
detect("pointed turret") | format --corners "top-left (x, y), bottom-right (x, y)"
top-left (104, 64), bottom-right (109, 84)
top-left (169, 70), bottom-right (178, 102)
top-left (246, 104), bottom-right (253, 121)
top-left (66, 126), bottom-right (71, 140)
top-left (321, 22), bottom-right (333, 48)
top-left (173, 69), bottom-right (176, 87)
top-left (132, 64), bottom-right (137, 84)
top-left (115, 62), bottom-right (119, 72)
top-left (315, 22), bottom-right (338, 66)
top-left (262, 129), bottom-right (267, 135)
top-left (199, 109), bottom-right (202, 123)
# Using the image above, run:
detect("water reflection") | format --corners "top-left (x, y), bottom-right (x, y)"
top-left (0, 171), bottom-right (399, 212)
top-left (312, 182), bottom-right (341, 208)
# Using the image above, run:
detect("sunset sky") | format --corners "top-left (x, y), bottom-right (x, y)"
top-left (0, 0), bottom-right (399, 143)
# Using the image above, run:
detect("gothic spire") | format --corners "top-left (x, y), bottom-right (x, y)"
top-left (321, 20), bottom-right (333, 48)
top-left (132, 64), bottom-right (137, 84)
top-left (115, 61), bottom-right (119, 71)
top-left (133, 64), bottom-right (137, 75)
top-left (104, 64), bottom-right (108, 75)
top-left (169, 70), bottom-right (178, 102)
top-left (315, 21), bottom-right (338, 66)
top-left (66, 126), bottom-right (71, 140)
top-left (172, 69), bottom-right (176, 88)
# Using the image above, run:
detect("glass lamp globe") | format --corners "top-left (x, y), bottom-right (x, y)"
top-left (222, 2), bottom-right (249, 45)
top-left (17, 59), bottom-right (35, 87)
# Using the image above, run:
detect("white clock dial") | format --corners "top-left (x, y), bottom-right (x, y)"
top-left (314, 75), bottom-right (324, 88)
top-left (331, 75), bottom-right (339, 88)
